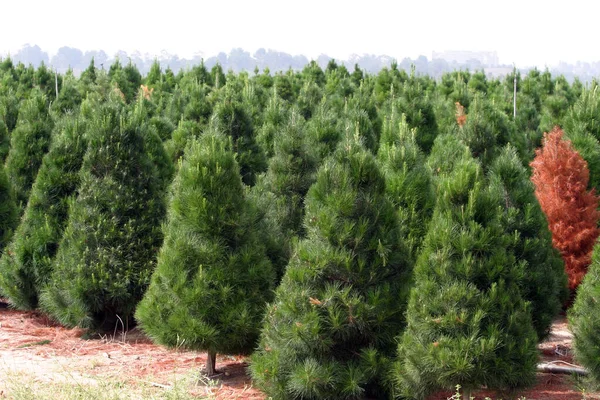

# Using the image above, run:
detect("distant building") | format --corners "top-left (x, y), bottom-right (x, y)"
top-left (484, 67), bottom-right (514, 79)
top-left (432, 50), bottom-right (499, 66)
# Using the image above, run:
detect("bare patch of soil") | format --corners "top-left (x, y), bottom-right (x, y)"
top-left (0, 304), bottom-right (263, 399)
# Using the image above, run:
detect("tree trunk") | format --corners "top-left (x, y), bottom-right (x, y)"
top-left (537, 362), bottom-right (588, 376)
top-left (205, 351), bottom-right (217, 376)
top-left (462, 388), bottom-right (472, 400)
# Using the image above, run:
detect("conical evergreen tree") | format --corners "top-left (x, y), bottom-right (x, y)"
top-left (252, 110), bottom-right (318, 278)
top-left (0, 164), bottom-right (18, 255)
top-left (377, 114), bottom-right (435, 260)
top-left (305, 101), bottom-right (341, 163)
top-left (570, 240), bottom-right (600, 384)
top-left (164, 120), bottom-right (200, 165)
top-left (250, 135), bottom-right (412, 399)
top-left (5, 90), bottom-right (54, 208)
top-left (393, 153), bottom-right (538, 399)
top-left (131, 96), bottom-right (175, 192)
top-left (0, 117), bottom-right (87, 310)
top-left (39, 101), bottom-right (165, 329)
top-left (565, 121), bottom-right (600, 192)
top-left (210, 91), bottom-right (267, 186)
top-left (0, 89), bottom-right (19, 132)
top-left (394, 77), bottom-right (439, 153)
top-left (256, 89), bottom-right (289, 158)
top-left (52, 74), bottom-right (83, 115)
top-left (488, 146), bottom-right (567, 339)
top-left (456, 94), bottom-right (522, 167)
top-left (135, 130), bottom-right (275, 376)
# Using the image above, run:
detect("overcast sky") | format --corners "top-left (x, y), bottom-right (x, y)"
top-left (0, 0), bottom-right (596, 67)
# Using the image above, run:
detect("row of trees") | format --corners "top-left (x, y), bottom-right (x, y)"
top-left (1, 55), bottom-right (600, 398)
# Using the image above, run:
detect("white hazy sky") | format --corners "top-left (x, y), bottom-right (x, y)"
top-left (0, 0), bottom-right (597, 67)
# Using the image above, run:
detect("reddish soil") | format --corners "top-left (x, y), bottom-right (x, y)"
top-left (0, 303), bottom-right (263, 399)
top-left (0, 302), bottom-right (598, 400)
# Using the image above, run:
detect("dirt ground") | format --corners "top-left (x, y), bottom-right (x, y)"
top-left (0, 301), bottom-right (598, 400)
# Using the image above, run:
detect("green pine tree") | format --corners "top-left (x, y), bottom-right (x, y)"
top-left (210, 92), bottom-right (267, 186)
top-left (305, 101), bottom-right (341, 163)
top-left (39, 101), bottom-right (165, 329)
top-left (0, 164), bottom-right (18, 256)
top-left (570, 240), bottom-right (600, 384)
top-left (377, 114), bottom-right (435, 260)
top-left (252, 109), bottom-right (318, 278)
top-left (457, 94), bottom-right (522, 167)
top-left (5, 90), bottom-right (54, 208)
top-left (488, 146), bottom-right (567, 339)
top-left (0, 89), bottom-right (19, 132)
top-left (0, 117), bottom-right (87, 310)
top-left (0, 118), bottom-right (9, 163)
top-left (393, 153), bottom-right (538, 399)
top-left (250, 135), bottom-right (412, 399)
top-left (256, 88), bottom-right (289, 158)
top-left (394, 77), bottom-right (439, 153)
top-left (164, 120), bottom-right (201, 165)
top-left (135, 130), bottom-right (275, 376)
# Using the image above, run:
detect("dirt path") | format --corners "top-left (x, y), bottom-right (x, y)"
top-left (0, 304), bottom-right (598, 399)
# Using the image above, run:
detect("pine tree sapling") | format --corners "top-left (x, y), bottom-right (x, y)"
top-left (250, 136), bottom-right (412, 399)
top-left (570, 240), bottom-right (600, 384)
top-left (4, 91), bottom-right (54, 208)
top-left (530, 127), bottom-right (600, 291)
top-left (488, 145), bottom-right (567, 339)
top-left (252, 110), bottom-right (318, 278)
top-left (0, 117), bottom-right (87, 310)
top-left (135, 130), bottom-right (275, 376)
top-left (378, 114), bottom-right (435, 260)
top-left (0, 165), bottom-right (18, 255)
top-left (39, 102), bottom-right (165, 329)
top-left (394, 154), bottom-right (538, 399)
top-left (211, 93), bottom-right (267, 186)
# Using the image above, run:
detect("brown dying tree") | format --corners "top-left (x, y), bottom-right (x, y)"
top-left (530, 127), bottom-right (600, 291)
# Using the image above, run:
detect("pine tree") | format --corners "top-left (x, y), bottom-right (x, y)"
top-left (0, 89), bottom-right (19, 132)
top-left (456, 94), bottom-right (522, 167)
top-left (0, 164), bottom-right (18, 255)
top-left (393, 153), bottom-right (538, 399)
top-left (0, 118), bottom-right (9, 163)
top-left (250, 136), bottom-right (412, 399)
top-left (530, 127), bottom-right (600, 291)
top-left (131, 96), bottom-right (175, 192)
top-left (0, 117), bottom-right (87, 310)
top-left (252, 110), bottom-right (318, 278)
top-left (4, 90), bottom-right (54, 208)
top-left (394, 77), bottom-right (439, 153)
top-left (488, 145), bottom-right (567, 339)
top-left (210, 92), bottom-right (267, 186)
top-left (305, 101), bottom-right (341, 163)
top-left (164, 120), bottom-right (200, 165)
top-left (377, 114), bottom-right (435, 260)
top-left (565, 122), bottom-right (600, 192)
top-left (570, 240), bottom-right (600, 383)
top-left (52, 74), bottom-right (83, 115)
top-left (39, 101), bottom-right (165, 329)
top-left (135, 130), bottom-right (275, 376)
top-left (256, 88), bottom-right (289, 158)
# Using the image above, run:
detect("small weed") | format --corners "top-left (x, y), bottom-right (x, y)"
top-left (448, 384), bottom-right (527, 400)
top-left (16, 339), bottom-right (51, 348)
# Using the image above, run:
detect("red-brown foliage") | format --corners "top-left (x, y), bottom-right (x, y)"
top-left (530, 127), bottom-right (600, 291)
top-left (455, 101), bottom-right (467, 127)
